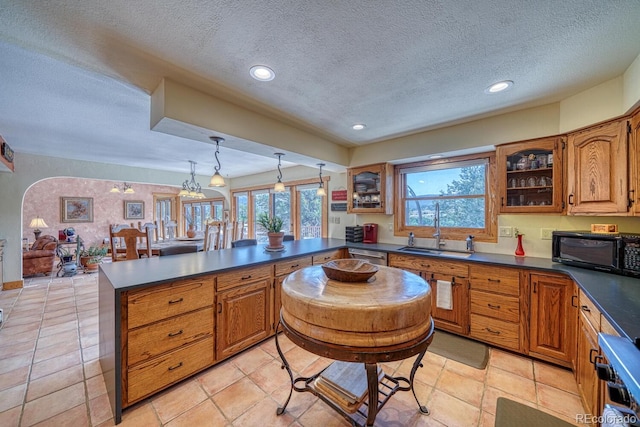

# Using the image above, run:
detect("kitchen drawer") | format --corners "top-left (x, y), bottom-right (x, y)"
top-left (578, 290), bottom-right (601, 331)
top-left (470, 313), bottom-right (519, 351)
top-left (469, 265), bottom-right (520, 296)
top-left (470, 290), bottom-right (519, 323)
top-left (127, 277), bottom-right (214, 329)
top-left (216, 264), bottom-right (272, 291)
top-left (127, 336), bottom-right (214, 404)
top-left (274, 256), bottom-right (312, 277)
top-left (600, 315), bottom-right (619, 336)
top-left (312, 250), bottom-right (344, 265)
top-left (388, 254), bottom-right (468, 278)
top-left (128, 307), bottom-right (214, 366)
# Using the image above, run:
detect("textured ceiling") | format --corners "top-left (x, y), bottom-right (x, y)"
top-left (0, 0), bottom-right (639, 177)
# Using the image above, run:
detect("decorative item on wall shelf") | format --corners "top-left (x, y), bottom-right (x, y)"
top-left (29, 216), bottom-right (48, 239)
top-left (257, 212), bottom-right (285, 251)
top-left (178, 160), bottom-right (205, 199)
top-left (109, 182), bottom-right (134, 194)
top-left (61, 197), bottom-right (94, 223)
top-left (124, 200), bottom-right (144, 220)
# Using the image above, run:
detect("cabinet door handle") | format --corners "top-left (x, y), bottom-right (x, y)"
top-left (589, 348), bottom-right (602, 366)
top-left (168, 362), bottom-right (183, 371)
top-left (241, 275), bottom-right (252, 280)
top-left (168, 297), bottom-right (184, 305)
top-left (571, 295), bottom-right (578, 307)
top-left (500, 197), bottom-right (505, 207)
top-left (568, 194), bottom-right (574, 205)
top-left (485, 328), bottom-right (501, 335)
top-left (487, 304), bottom-right (501, 310)
top-left (451, 277), bottom-right (457, 286)
top-left (581, 305), bottom-right (591, 313)
top-left (168, 329), bottom-right (183, 337)
top-left (217, 302), bottom-right (222, 314)
top-left (532, 281), bottom-right (537, 293)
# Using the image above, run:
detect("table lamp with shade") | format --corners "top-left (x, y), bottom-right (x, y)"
top-left (29, 216), bottom-right (48, 240)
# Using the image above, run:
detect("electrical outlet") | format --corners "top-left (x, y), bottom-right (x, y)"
top-left (540, 228), bottom-right (555, 240)
top-left (388, 223), bottom-right (393, 232)
top-left (334, 216), bottom-right (340, 224)
top-left (499, 226), bottom-right (513, 238)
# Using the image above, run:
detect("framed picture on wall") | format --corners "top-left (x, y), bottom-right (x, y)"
top-left (124, 201), bottom-right (144, 220)
top-left (61, 197), bottom-right (94, 223)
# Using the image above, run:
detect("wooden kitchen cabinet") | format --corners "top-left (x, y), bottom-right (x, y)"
top-left (123, 276), bottom-right (215, 406)
top-left (469, 264), bottom-right (522, 351)
top-left (388, 254), bottom-right (469, 335)
top-left (575, 289), bottom-right (602, 417)
top-left (496, 136), bottom-right (564, 213)
top-left (528, 273), bottom-right (575, 366)
top-left (347, 163), bottom-right (394, 214)
top-left (274, 256), bottom-right (313, 327)
top-left (566, 118), bottom-right (630, 215)
top-left (215, 265), bottom-right (272, 361)
top-left (629, 108), bottom-right (640, 215)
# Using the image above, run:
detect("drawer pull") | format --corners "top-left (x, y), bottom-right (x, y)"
top-left (241, 275), bottom-right (252, 280)
top-left (168, 329), bottom-right (183, 337)
top-left (168, 362), bottom-right (183, 371)
top-left (218, 302), bottom-right (222, 314)
top-left (487, 304), bottom-right (501, 310)
top-left (290, 264), bottom-right (299, 269)
top-left (581, 305), bottom-right (591, 313)
top-left (323, 256), bottom-right (331, 260)
top-left (421, 263), bottom-right (431, 269)
top-left (488, 278), bottom-right (501, 283)
top-left (168, 297), bottom-right (184, 305)
top-left (589, 348), bottom-right (602, 366)
top-left (485, 327), bottom-right (501, 335)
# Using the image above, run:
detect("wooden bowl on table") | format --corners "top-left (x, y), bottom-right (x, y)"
top-left (321, 259), bottom-right (378, 282)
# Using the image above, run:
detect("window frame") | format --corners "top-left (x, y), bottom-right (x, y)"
top-left (394, 152), bottom-right (497, 243)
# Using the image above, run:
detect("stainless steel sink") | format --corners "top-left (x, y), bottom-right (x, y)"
top-left (398, 246), bottom-right (472, 258)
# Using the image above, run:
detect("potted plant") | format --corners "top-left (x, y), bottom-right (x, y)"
top-left (257, 212), bottom-right (285, 249)
top-left (80, 245), bottom-right (108, 271)
top-left (59, 247), bottom-right (74, 264)
top-left (185, 215), bottom-right (196, 238)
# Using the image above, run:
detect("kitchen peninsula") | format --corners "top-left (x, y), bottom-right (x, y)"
top-left (99, 238), bottom-right (640, 423)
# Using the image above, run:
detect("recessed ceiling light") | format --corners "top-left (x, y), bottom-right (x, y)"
top-left (249, 65), bottom-right (275, 81)
top-left (485, 80), bottom-right (513, 94)
top-left (352, 124), bottom-right (366, 130)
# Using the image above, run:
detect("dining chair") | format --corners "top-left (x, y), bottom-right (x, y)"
top-left (231, 238), bottom-right (257, 248)
top-left (283, 234), bottom-right (295, 241)
top-left (140, 222), bottom-right (160, 243)
top-left (204, 221), bottom-right (223, 251)
top-left (231, 220), bottom-right (245, 241)
top-left (165, 220), bottom-right (178, 240)
top-left (109, 225), bottom-right (152, 261)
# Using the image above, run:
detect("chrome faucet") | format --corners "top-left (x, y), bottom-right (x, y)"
top-left (408, 232), bottom-right (415, 247)
top-left (433, 202), bottom-right (444, 248)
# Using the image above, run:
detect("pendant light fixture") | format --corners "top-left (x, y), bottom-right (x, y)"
top-left (178, 160), bottom-right (205, 199)
top-left (316, 163), bottom-right (326, 197)
top-left (209, 136), bottom-right (226, 187)
top-left (274, 152), bottom-right (285, 192)
top-left (109, 182), bottom-right (135, 194)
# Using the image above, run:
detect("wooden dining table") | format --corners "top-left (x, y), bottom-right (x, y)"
top-left (114, 237), bottom-right (204, 257)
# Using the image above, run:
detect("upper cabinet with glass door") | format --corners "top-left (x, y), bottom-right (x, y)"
top-left (496, 136), bottom-right (565, 213)
top-left (347, 163), bottom-right (394, 214)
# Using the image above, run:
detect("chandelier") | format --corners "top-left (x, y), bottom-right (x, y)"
top-left (179, 160), bottom-right (205, 199)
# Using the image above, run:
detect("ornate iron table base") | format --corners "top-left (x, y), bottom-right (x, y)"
top-left (275, 316), bottom-right (435, 427)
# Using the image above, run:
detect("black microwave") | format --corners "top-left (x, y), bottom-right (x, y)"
top-left (552, 231), bottom-right (640, 277)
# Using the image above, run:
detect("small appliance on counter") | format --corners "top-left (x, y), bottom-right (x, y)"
top-left (345, 226), bottom-right (363, 243)
top-left (363, 223), bottom-right (378, 243)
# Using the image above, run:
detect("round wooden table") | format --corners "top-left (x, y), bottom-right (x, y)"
top-left (276, 264), bottom-right (434, 426)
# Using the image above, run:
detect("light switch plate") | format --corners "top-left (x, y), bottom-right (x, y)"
top-left (540, 228), bottom-right (555, 240)
top-left (499, 226), bottom-right (513, 237)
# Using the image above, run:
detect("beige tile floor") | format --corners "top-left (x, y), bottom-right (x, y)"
top-left (0, 273), bottom-right (587, 426)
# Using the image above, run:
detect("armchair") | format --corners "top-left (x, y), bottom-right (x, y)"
top-left (23, 235), bottom-right (57, 277)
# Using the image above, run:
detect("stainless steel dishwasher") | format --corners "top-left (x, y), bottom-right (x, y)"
top-left (348, 248), bottom-right (388, 265)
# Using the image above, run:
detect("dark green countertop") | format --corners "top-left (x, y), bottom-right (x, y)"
top-left (100, 238), bottom-right (640, 344)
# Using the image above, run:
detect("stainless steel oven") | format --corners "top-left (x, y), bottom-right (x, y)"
top-left (348, 248), bottom-right (387, 266)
